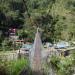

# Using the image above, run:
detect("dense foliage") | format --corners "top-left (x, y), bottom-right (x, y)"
top-left (48, 55), bottom-right (75, 75)
top-left (0, 0), bottom-right (75, 43)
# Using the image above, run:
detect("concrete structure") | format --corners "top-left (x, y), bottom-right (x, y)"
top-left (30, 28), bottom-right (43, 72)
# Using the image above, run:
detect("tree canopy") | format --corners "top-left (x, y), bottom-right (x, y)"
top-left (0, 0), bottom-right (75, 42)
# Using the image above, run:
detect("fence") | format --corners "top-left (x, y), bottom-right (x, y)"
top-left (0, 52), bottom-right (18, 61)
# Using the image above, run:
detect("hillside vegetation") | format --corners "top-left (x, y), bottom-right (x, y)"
top-left (0, 0), bottom-right (75, 43)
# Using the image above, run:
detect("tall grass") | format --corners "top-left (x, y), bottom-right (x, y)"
top-left (0, 58), bottom-right (29, 75)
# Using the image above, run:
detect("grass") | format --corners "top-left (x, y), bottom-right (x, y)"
top-left (0, 58), bottom-right (29, 75)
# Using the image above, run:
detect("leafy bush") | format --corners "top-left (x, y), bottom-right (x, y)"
top-left (49, 56), bottom-right (74, 75)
